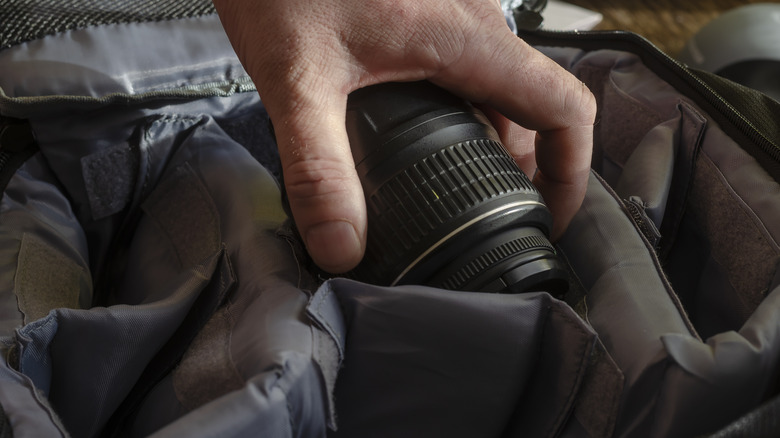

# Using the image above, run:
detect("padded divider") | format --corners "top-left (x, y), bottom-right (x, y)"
top-left (326, 279), bottom-right (596, 438)
top-left (545, 43), bottom-right (780, 335)
top-left (667, 123), bottom-right (780, 337)
top-left (545, 44), bottom-right (780, 434)
top-left (558, 171), bottom-right (696, 436)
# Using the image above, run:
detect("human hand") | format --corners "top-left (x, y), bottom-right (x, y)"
top-left (212, 0), bottom-right (596, 274)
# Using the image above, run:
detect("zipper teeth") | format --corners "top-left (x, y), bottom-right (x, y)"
top-left (623, 198), bottom-right (660, 249)
top-left (0, 77), bottom-right (258, 118)
top-left (641, 38), bottom-right (780, 159)
top-left (520, 28), bottom-right (780, 163)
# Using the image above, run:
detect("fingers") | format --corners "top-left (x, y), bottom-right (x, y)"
top-left (478, 105), bottom-right (537, 176)
top-left (433, 29), bottom-right (596, 239)
top-left (533, 125), bottom-right (594, 240)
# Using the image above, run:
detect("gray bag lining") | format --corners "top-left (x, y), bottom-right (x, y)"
top-left (101, 115), bottom-right (334, 436)
top-left (324, 280), bottom-right (596, 438)
top-left (0, 152), bottom-right (92, 338)
top-left (0, 16), bottom-right (253, 119)
top-left (542, 46), bottom-right (780, 332)
top-left (541, 44), bottom-right (780, 435)
top-left (0, 348), bottom-right (68, 437)
top-left (0, 14), bottom-right (778, 437)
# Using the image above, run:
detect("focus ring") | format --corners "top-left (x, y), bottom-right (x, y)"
top-left (365, 138), bottom-right (536, 262)
top-left (439, 234), bottom-right (555, 291)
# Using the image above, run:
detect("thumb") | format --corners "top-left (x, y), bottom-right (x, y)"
top-left (210, 0), bottom-right (367, 273)
top-left (268, 85), bottom-right (367, 274)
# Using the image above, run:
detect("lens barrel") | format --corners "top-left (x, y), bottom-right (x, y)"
top-left (345, 81), bottom-right (568, 296)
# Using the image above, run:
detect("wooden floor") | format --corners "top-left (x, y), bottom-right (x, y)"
top-left (563, 0), bottom-right (779, 57)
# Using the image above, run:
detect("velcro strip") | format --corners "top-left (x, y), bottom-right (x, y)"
top-left (81, 143), bottom-right (138, 221)
top-left (15, 233), bottom-right (85, 324)
top-left (141, 162), bottom-right (220, 270)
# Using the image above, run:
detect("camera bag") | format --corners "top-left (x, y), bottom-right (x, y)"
top-left (0, 1), bottom-right (779, 437)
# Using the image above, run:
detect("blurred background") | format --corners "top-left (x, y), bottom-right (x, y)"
top-left (562, 0), bottom-right (779, 57)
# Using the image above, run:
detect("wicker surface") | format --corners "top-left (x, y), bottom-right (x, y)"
top-left (564, 0), bottom-right (779, 57)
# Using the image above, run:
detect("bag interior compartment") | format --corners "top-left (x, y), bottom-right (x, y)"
top-left (542, 45), bottom-right (780, 338)
top-left (544, 44), bottom-right (780, 436)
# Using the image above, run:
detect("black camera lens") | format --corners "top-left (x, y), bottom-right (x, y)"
top-left (345, 81), bottom-right (568, 296)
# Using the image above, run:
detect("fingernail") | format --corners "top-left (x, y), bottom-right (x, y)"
top-left (305, 221), bottom-right (362, 273)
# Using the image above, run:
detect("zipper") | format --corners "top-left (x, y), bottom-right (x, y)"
top-left (0, 117), bottom-right (39, 195)
top-left (0, 77), bottom-right (257, 120)
top-left (622, 196), bottom-right (662, 251)
top-left (515, 27), bottom-right (780, 182)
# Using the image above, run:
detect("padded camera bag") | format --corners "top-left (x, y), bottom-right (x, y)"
top-left (0, 1), bottom-right (779, 437)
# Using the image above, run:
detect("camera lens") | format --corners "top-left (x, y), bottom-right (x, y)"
top-left (345, 81), bottom-right (568, 296)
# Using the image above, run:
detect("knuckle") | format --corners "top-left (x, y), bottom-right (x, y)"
top-left (568, 80), bottom-right (598, 126)
top-left (544, 69), bottom-right (598, 130)
top-left (283, 156), bottom-right (357, 201)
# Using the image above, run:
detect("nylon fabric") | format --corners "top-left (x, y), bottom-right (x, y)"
top-left (20, 249), bottom-right (225, 437)
top-left (0, 401), bottom-right (11, 438)
top-left (543, 44), bottom-right (780, 436)
top-left (0, 0), bottom-right (215, 49)
top-left (0, 351), bottom-right (67, 436)
top-left (688, 69), bottom-right (780, 179)
top-left (148, 361), bottom-right (324, 438)
top-left (0, 152), bottom-right (91, 337)
top-left (570, 341), bottom-right (624, 438)
top-left (559, 172), bottom-right (694, 437)
top-left (711, 392), bottom-right (780, 438)
top-left (0, 15), bottom-right (251, 118)
top-left (502, 295), bottom-right (600, 437)
top-left (324, 279), bottom-right (596, 438)
top-left (657, 102), bottom-right (707, 261)
top-left (101, 113), bottom-right (331, 436)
